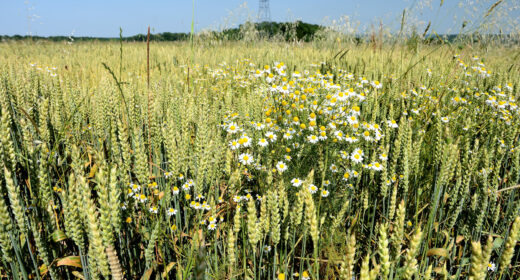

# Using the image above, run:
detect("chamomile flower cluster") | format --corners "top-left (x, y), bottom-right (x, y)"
top-left (219, 61), bottom-right (403, 200)
top-left (30, 62), bottom-right (58, 77)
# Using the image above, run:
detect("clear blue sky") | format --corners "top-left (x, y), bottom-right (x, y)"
top-left (1, 0), bottom-right (518, 37)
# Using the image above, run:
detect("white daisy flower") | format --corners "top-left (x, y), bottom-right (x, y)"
top-left (254, 122), bottom-right (265, 130)
top-left (226, 122), bottom-right (240, 134)
top-left (130, 183), bottom-right (141, 192)
top-left (321, 189), bottom-right (329, 197)
top-left (370, 162), bottom-right (384, 171)
top-left (387, 119), bottom-right (398, 128)
top-left (239, 153), bottom-right (254, 165)
top-left (351, 149), bottom-right (364, 164)
top-left (258, 138), bottom-right (269, 147)
top-left (238, 135), bottom-right (252, 147)
top-left (308, 184), bottom-right (318, 194)
top-left (276, 161), bottom-right (288, 173)
top-left (266, 131), bottom-right (277, 142)
top-left (137, 194), bottom-right (147, 203)
top-left (371, 80), bottom-right (382, 89)
top-left (307, 135), bottom-right (319, 144)
top-left (291, 178), bottom-right (302, 187)
top-left (208, 216), bottom-right (217, 224)
top-left (167, 208), bottom-right (177, 216)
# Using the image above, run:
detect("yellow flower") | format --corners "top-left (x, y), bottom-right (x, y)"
top-left (277, 273), bottom-right (285, 280)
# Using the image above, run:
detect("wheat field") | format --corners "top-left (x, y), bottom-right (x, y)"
top-left (0, 38), bottom-right (519, 279)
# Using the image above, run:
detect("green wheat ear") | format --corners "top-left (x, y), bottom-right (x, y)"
top-left (392, 200), bottom-right (406, 260)
top-left (247, 196), bottom-right (260, 247)
top-left (377, 223), bottom-right (390, 279)
top-left (86, 197), bottom-right (110, 278)
top-left (106, 245), bottom-right (123, 280)
top-left (469, 241), bottom-right (484, 280)
top-left (3, 166), bottom-right (26, 233)
top-left (145, 221), bottom-right (160, 268)
top-left (402, 226), bottom-right (423, 279)
top-left (499, 216), bottom-right (520, 276)
top-left (339, 232), bottom-right (356, 280)
top-left (0, 193), bottom-right (13, 262)
top-left (227, 224), bottom-right (237, 275)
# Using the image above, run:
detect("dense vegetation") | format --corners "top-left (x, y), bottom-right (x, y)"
top-left (0, 35), bottom-right (519, 280)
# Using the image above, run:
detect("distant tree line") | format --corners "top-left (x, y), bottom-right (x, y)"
top-left (0, 21), bottom-right (323, 42)
top-left (1, 21), bottom-right (516, 45)
top-left (0, 32), bottom-right (190, 42)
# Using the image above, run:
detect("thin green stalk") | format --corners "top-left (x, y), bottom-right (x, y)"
top-left (9, 232), bottom-right (28, 280)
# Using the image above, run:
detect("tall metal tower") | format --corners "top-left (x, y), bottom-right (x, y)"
top-left (258, 0), bottom-right (271, 22)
